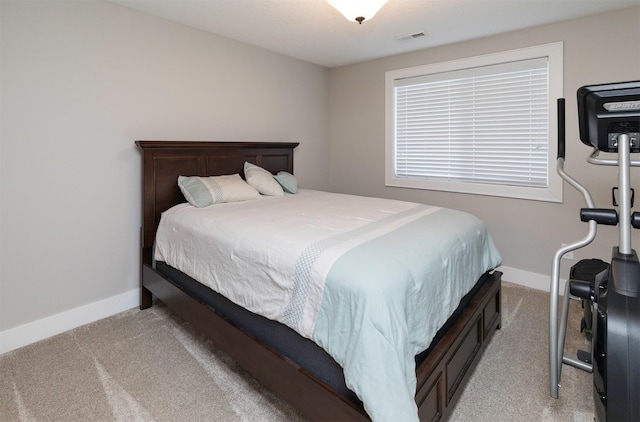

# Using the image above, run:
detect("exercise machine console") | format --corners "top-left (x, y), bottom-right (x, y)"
top-left (549, 80), bottom-right (640, 421)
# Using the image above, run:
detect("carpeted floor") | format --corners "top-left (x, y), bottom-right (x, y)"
top-left (0, 281), bottom-right (594, 421)
top-left (448, 282), bottom-right (593, 421)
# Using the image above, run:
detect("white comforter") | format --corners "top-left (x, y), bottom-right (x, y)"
top-left (155, 190), bottom-right (502, 421)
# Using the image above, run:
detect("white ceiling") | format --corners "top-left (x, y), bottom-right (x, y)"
top-left (107, 0), bottom-right (640, 68)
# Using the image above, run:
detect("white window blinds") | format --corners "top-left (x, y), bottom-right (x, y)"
top-left (394, 57), bottom-right (549, 188)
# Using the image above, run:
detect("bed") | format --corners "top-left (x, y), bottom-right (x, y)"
top-left (136, 140), bottom-right (503, 421)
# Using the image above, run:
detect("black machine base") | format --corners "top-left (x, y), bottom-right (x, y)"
top-left (569, 258), bottom-right (610, 341)
top-left (591, 248), bottom-right (640, 422)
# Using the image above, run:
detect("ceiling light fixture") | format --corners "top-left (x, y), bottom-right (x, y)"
top-left (327, 0), bottom-right (389, 24)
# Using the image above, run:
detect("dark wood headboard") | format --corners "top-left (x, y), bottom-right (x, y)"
top-left (136, 141), bottom-right (299, 265)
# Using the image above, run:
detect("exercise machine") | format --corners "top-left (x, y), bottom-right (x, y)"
top-left (549, 80), bottom-right (640, 421)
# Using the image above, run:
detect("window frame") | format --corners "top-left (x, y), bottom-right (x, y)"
top-left (385, 42), bottom-right (564, 202)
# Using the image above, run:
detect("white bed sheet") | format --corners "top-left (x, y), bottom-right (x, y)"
top-left (154, 189), bottom-right (502, 421)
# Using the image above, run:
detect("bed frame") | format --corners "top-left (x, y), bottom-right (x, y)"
top-left (136, 140), bottom-right (502, 421)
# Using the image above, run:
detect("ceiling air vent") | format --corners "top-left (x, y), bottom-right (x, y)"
top-left (394, 32), bottom-right (427, 42)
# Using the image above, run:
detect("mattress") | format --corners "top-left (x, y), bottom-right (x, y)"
top-left (154, 190), bottom-right (502, 421)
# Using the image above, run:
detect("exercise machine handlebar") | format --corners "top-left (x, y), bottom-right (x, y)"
top-left (558, 98), bottom-right (566, 160)
top-left (549, 98), bottom-right (598, 398)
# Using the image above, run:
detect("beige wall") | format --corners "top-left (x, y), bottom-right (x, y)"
top-left (0, 0), bottom-right (329, 331)
top-left (328, 7), bottom-right (640, 280)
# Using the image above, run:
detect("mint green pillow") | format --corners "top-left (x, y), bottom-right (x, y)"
top-left (178, 174), bottom-right (259, 207)
top-left (274, 171), bottom-right (298, 194)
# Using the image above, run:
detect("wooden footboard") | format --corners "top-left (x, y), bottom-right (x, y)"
top-left (142, 261), bottom-right (501, 421)
top-left (415, 270), bottom-right (501, 421)
top-left (142, 263), bottom-right (370, 420)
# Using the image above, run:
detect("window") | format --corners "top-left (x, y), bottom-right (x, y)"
top-left (385, 42), bottom-right (563, 202)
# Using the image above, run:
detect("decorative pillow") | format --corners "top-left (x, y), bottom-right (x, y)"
top-left (243, 162), bottom-right (284, 196)
top-left (178, 174), bottom-right (259, 207)
top-left (274, 171), bottom-right (298, 194)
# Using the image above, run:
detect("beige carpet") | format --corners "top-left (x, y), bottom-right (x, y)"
top-left (448, 282), bottom-right (593, 421)
top-left (0, 281), bottom-right (593, 421)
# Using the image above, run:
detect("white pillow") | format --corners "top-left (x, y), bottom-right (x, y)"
top-left (244, 162), bottom-right (284, 196)
top-left (178, 174), bottom-right (259, 207)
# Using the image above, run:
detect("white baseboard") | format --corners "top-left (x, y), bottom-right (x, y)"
top-left (0, 266), bottom-right (564, 356)
top-left (0, 289), bottom-right (139, 355)
top-left (498, 265), bottom-right (567, 294)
